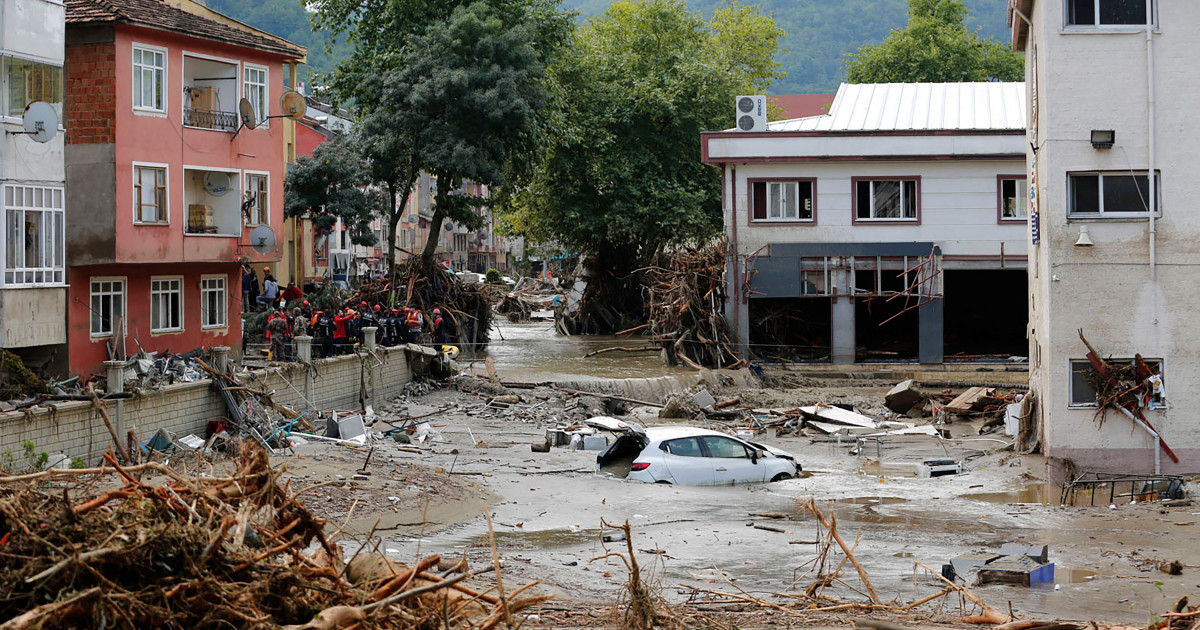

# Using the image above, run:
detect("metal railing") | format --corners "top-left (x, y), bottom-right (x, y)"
top-left (184, 107), bottom-right (238, 132)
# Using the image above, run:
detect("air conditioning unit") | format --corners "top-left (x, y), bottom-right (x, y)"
top-left (735, 95), bottom-right (767, 132)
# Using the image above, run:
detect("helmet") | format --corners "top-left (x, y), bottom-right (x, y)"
top-left (373, 305), bottom-right (381, 311)
top-left (391, 308), bottom-right (399, 314)
top-left (303, 300), bottom-right (310, 306)
top-left (433, 308), bottom-right (441, 315)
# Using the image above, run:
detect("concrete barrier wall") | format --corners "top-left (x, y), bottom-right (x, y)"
top-left (0, 346), bottom-right (415, 465)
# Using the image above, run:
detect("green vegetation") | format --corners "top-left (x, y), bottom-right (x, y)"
top-left (500, 0), bottom-right (783, 278)
top-left (845, 0), bottom-right (1022, 83)
top-left (210, 0), bottom-right (1011, 94)
top-left (485, 269), bottom-right (504, 284)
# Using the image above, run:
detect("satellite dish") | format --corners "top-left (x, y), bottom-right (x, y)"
top-left (238, 98), bottom-right (257, 130)
top-left (249, 225), bottom-right (276, 254)
top-left (21, 102), bottom-right (58, 143)
top-left (204, 171), bottom-right (233, 196)
top-left (279, 90), bottom-right (306, 120)
top-left (444, 221), bottom-right (455, 231)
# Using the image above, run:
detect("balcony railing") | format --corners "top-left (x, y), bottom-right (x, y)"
top-left (184, 107), bottom-right (239, 132)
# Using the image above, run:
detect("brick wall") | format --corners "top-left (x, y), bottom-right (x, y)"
top-left (0, 346), bottom-right (416, 464)
top-left (65, 41), bottom-right (117, 145)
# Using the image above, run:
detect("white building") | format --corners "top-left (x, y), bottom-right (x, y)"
top-left (0, 0), bottom-right (67, 366)
top-left (702, 83), bottom-right (1028, 365)
top-left (1011, 0), bottom-right (1196, 476)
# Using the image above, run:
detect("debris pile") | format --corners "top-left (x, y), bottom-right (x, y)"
top-left (644, 241), bottom-right (743, 370)
top-left (0, 444), bottom-right (545, 629)
top-left (496, 277), bottom-right (562, 322)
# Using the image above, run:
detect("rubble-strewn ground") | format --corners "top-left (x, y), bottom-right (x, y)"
top-left (276, 374), bottom-right (1200, 627)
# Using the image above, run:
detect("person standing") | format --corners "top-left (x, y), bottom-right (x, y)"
top-left (248, 269), bottom-right (260, 311)
top-left (432, 308), bottom-right (448, 345)
top-left (291, 307), bottom-right (308, 360)
top-left (266, 309), bottom-right (289, 361)
top-left (257, 269), bottom-right (278, 310)
top-left (315, 311), bottom-right (334, 358)
top-left (241, 265), bottom-right (253, 312)
top-left (333, 308), bottom-right (352, 355)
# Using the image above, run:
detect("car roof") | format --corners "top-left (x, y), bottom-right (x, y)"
top-left (644, 426), bottom-right (734, 441)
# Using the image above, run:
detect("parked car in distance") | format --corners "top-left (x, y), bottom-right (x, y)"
top-left (593, 422), bottom-right (799, 486)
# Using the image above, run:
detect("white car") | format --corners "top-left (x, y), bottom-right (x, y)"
top-left (592, 420), bottom-right (799, 486)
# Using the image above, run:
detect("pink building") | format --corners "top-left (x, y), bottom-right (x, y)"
top-left (64, 0), bottom-right (304, 376)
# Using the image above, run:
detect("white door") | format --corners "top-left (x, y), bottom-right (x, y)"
top-left (700, 436), bottom-right (765, 485)
top-left (659, 437), bottom-right (714, 485)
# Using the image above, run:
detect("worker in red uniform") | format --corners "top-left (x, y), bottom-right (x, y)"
top-left (333, 308), bottom-right (352, 355)
top-left (432, 308), bottom-right (448, 344)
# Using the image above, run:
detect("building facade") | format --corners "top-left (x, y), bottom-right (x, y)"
top-left (1011, 0), bottom-right (1198, 474)
top-left (702, 83), bottom-right (1028, 364)
top-left (63, 0), bottom-right (304, 377)
top-left (0, 0), bottom-right (68, 370)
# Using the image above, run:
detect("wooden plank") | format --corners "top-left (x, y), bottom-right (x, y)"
top-left (798, 404), bottom-right (877, 429)
top-left (944, 386), bottom-right (993, 414)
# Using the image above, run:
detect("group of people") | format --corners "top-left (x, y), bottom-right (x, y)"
top-left (242, 265), bottom-right (302, 312)
top-left (264, 300), bottom-right (449, 360)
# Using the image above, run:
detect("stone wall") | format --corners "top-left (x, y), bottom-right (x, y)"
top-left (0, 345), bottom-right (417, 465)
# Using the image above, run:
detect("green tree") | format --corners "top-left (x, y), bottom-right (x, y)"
top-left (283, 135), bottom-right (381, 247)
top-left (500, 0), bottom-right (784, 275)
top-left (845, 0), bottom-right (1022, 83)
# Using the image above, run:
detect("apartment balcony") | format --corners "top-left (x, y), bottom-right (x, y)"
top-left (183, 106), bottom-right (238, 132)
top-left (183, 55), bottom-right (238, 133)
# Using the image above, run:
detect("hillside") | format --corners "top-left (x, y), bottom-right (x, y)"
top-left (208, 0), bottom-right (1012, 94)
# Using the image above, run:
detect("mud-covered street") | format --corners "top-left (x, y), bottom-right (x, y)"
top-left (273, 324), bottom-right (1200, 626)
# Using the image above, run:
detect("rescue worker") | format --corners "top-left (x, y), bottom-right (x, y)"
top-left (345, 308), bottom-right (361, 347)
top-left (333, 308), bottom-right (352, 354)
top-left (266, 308), bottom-right (289, 361)
top-left (405, 306), bottom-right (423, 344)
top-left (315, 310), bottom-right (334, 358)
top-left (291, 307), bottom-right (308, 361)
top-left (300, 300), bottom-right (312, 322)
top-left (388, 307), bottom-right (402, 346)
top-left (432, 307), bottom-right (448, 344)
top-left (359, 304), bottom-right (379, 342)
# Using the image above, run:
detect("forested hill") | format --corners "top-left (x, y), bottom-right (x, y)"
top-left (208, 0), bottom-right (1011, 94)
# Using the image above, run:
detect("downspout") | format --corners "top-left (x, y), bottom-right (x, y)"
top-left (727, 164), bottom-right (740, 352)
top-left (1146, 1), bottom-right (1156, 282)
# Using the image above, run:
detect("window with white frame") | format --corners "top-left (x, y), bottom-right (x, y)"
top-left (1066, 0), bottom-right (1154, 27)
top-left (2, 55), bottom-right (64, 118)
top-left (201, 275), bottom-right (228, 329)
top-left (751, 180), bottom-right (815, 222)
top-left (134, 165), bottom-right (167, 223)
top-left (1070, 358), bottom-right (1164, 408)
top-left (244, 173), bottom-right (268, 225)
top-left (1000, 177), bottom-right (1028, 220)
top-left (243, 65), bottom-right (267, 126)
top-left (855, 178), bottom-right (918, 221)
top-left (1068, 171), bottom-right (1159, 218)
top-left (3, 185), bottom-right (64, 286)
top-left (150, 277), bottom-right (183, 333)
top-left (90, 279), bottom-right (125, 337)
top-left (132, 45), bottom-right (166, 112)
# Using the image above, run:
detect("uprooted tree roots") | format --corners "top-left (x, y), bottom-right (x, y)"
top-left (0, 444), bottom-right (545, 629)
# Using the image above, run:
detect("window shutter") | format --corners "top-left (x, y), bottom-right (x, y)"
top-left (752, 182), bottom-right (766, 220)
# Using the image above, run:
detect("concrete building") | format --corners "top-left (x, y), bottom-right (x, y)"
top-left (63, 0), bottom-right (304, 377)
top-left (1010, 0), bottom-right (1197, 475)
top-left (702, 83), bottom-right (1028, 364)
top-left (0, 0), bottom-right (68, 369)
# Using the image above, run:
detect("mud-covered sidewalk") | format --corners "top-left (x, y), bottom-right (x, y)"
top-left (276, 374), bottom-right (1200, 626)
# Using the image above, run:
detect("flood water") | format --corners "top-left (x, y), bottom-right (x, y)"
top-left (464, 320), bottom-right (689, 382)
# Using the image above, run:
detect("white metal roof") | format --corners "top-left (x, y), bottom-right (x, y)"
top-left (767, 82), bottom-right (1025, 132)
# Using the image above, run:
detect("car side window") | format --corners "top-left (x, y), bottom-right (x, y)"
top-left (662, 437), bottom-right (704, 457)
top-left (700, 436), bottom-right (751, 459)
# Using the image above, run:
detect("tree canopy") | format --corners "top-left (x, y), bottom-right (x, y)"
top-left (844, 0), bottom-right (1022, 83)
top-left (499, 0), bottom-right (784, 272)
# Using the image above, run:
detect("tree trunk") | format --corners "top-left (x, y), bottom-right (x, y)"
top-left (420, 171), bottom-right (450, 268)
top-left (384, 166), bottom-right (420, 281)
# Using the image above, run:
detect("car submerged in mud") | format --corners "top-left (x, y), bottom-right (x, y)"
top-left (591, 419), bottom-right (799, 486)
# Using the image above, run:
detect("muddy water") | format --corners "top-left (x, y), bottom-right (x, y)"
top-left (468, 320), bottom-right (688, 382)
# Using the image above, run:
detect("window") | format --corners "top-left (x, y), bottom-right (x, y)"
top-left (1068, 172), bottom-right (1159, 218)
top-left (201, 275), bottom-right (227, 329)
top-left (243, 65), bottom-right (267, 127)
top-left (1066, 0), bottom-right (1154, 27)
top-left (132, 45), bottom-right (166, 112)
top-left (854, 178), bottom-right (919, 222)
top-left (3, 185), bottom-right (64, 286)
top-left (1070, 358), bottom-right (1164, 408)
top-left (90, 279), bottom-right (125, 337)
top-left (244, 173), bottom-right (268, 225)
top-left (2, 56), bottom-right (64, 118)
top-left (699, 436), bottom-right (752, 459)
top-left (661, 437), bottom-right (704, 457)
top-left (150, 277), bottom-right (183, 333)
top-left (999, 177), bottom-right (1028, 221)
top-left (134, 165), bottom-right (168, 223)
top-left (751, 180), bottom-right (815, 222)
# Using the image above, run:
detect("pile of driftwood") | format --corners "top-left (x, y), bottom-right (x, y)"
top-left (643, 241), bottom-right (744, 370)
top-left (0, 444), bottom-right (544, 629)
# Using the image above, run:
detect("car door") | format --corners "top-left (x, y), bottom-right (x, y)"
top-left (700, 436), bottom-right (765, 485)
top-left (658, 437), bottom-right (713, 485)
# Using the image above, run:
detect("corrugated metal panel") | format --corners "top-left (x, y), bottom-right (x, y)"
top-left (768, 82), bottom-right (1025, 132)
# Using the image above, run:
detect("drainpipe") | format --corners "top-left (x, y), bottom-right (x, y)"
top-left (1146, 2), bottom-right (1157, 283)
top-left (1118, 406), bottom-right (1161, 475)
top-left (727, 164), bottom-right (740, 354)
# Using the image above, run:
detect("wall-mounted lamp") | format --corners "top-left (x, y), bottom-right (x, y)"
top-left (1090, 129), bottom-right (1115, 149)
top-left (1075, 224), bottom-right (1095, 247)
